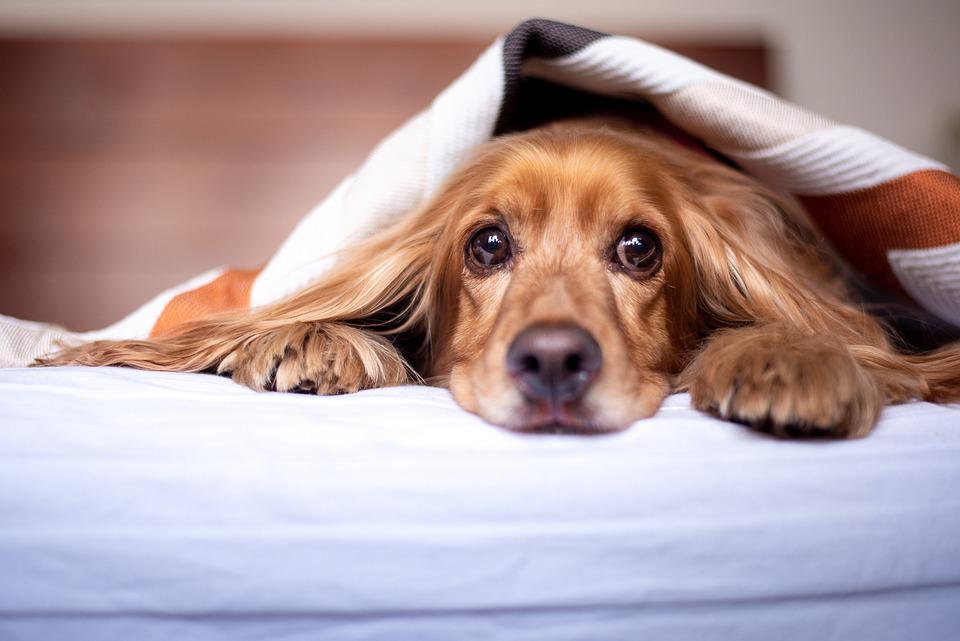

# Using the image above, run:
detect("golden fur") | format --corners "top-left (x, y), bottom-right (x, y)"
top-left (40, 121), bottom-right (960, 437)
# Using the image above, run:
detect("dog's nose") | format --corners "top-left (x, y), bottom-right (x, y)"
top-left (506, 323), bottom-right (601, 404)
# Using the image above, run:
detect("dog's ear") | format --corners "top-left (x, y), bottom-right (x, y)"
top-left (670, 153), bottom-right (887, 342)
top-left (672, 149), bottom-right (960, 412)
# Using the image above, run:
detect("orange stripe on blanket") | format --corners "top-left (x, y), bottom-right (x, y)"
top-left (150, 268), bottom-right (260, 338)
top-left (799, 169), bottom-right (960, 295)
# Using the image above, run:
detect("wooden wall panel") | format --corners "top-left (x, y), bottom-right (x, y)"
top-left (0, 38), bottom-right (768, 330)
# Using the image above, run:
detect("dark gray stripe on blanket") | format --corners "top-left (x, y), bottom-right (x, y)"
top-left (495, 18), bottom-right (607, 135)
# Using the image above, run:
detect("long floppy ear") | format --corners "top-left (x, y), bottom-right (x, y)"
top-left (37, 182), bottom-right (464, 389)
top-left (669, 150), bottom-right (890, 344)
top-left (670, 148), bottom-right (960, 406)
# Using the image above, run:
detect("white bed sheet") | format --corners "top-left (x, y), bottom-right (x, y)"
top-left (1, 366), bottom-right (958, 641)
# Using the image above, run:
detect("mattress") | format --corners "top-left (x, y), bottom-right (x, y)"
top-left (1, 365), bottom-right (958, 641)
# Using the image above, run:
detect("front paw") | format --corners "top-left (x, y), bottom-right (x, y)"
top-left (216, 323), bottom-right (410, 395)
top-left (684, 328), bottom-right (880, 438)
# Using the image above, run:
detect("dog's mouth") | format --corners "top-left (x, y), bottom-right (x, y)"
top-left (509, 400), bottom-right (613, 435)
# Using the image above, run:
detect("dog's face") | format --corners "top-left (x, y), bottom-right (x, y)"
top-left (430, 126), bottom-right (703, 433)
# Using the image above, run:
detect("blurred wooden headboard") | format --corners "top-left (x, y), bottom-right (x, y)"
top-left (0, 37), bottom-right (769, 330)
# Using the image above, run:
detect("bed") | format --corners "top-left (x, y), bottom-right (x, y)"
top-left (1, 365), bottom-right (958, 641)
top-left (2, 19), bottom-right (959, 641)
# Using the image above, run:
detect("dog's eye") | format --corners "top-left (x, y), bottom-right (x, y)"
top-left (467, 226), bottom-right (511, 270)
top-left (615, 227), bottom-right (662, 275)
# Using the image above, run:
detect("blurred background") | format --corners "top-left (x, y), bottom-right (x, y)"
top-left (1, 0), bottom-right (958, 330)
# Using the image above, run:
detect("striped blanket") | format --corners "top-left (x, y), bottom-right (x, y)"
top-left (2, 18), bottom-right (958, 367)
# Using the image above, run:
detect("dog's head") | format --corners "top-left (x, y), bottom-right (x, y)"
top-left (421, 125), bottom-right (686, 432)
top-left (381, 121), bottom-right (817, 433)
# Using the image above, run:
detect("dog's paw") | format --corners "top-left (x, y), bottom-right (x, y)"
top-left (216, 323), bottom-right (410, 395)
top-left (684, 327), bottom-right (880, 438)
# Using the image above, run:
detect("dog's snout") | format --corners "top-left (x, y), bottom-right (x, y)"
top-left (506, 323), bottom-right (601, 405)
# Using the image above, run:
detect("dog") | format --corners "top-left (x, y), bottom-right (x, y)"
top-left (39, 120), bottom-right (960, 438)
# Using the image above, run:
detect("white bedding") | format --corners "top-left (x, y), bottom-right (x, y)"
top-left (1, 366), bottom-right (959, 641)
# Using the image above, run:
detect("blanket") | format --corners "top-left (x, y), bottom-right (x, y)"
top-left (2, 18), bottom-right (958, 367)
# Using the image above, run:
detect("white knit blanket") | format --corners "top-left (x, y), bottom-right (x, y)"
top-left (3, 19), bottom-right (957, 367)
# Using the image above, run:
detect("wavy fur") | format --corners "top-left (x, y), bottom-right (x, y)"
top-left (39, 120), bottom-right (960, 437)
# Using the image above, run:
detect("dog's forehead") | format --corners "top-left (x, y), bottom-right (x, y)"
top-left (481, 135), bottom-right (671, 231)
